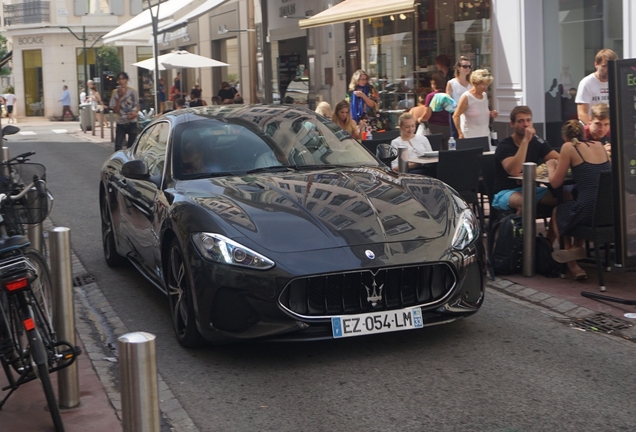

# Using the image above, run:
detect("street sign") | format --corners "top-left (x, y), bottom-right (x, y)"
top-left (608, 58), bottom-right (636, 267)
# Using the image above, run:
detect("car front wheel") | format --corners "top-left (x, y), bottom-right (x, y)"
top-left (167, 238), bottom-right (204, 348)
top-left (100, 190), bottom-right (128, 267)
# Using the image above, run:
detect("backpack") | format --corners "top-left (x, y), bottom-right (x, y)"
top-left (490, 214), bottom-right (523, 275)
top-left (535, 233), bottom-right (561, 277)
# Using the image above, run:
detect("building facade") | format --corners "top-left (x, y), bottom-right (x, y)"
top-left (0, 0), bottom-right (150, 118)
top-left (2, 0), bottom-right (635, 140)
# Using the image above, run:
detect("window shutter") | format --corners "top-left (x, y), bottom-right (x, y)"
top-left (110, 0), bottom-right (125, 15)
top-left (74, 0), bottom-right (88, 15)
top-left (130, 0), bottom-right (143, 15)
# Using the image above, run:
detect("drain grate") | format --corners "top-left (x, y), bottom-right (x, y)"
top-left (73, 273), bottom-right (96, 287)
top-left (561, 313), bottom-right (633, 334)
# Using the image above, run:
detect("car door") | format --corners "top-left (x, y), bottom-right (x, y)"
top-left (119, 121), bottom-right (169, 280)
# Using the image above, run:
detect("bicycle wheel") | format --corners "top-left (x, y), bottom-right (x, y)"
top-left (24, 249), bottom-right (54, 337)
top-left (32, 328), bottom-right (65, 431)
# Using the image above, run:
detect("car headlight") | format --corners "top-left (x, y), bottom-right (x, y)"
top-left (451, 208), bottom-right (480, 250)
top-left (191, 233), bottom-right (275, 270)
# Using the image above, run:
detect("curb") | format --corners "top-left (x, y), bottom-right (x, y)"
top-left (486, 276), bottom-right (636, 341)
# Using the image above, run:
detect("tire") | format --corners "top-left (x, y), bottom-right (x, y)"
top-left (24, 249), bottom-right (54, 336)
top-left (34, 334), bottom-right (65, 432)
top-left (167, 238), bottom-right (204, 348)
top-left (100, 190), bottom-right (128, 267)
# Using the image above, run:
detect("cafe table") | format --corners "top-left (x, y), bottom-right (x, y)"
top-left (407, 149), bottom-right (495, 165)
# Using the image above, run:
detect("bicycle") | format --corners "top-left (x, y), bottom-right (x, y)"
top-left (0, 129), bottom-right (80, 431)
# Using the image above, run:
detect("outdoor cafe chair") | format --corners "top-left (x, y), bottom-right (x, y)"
top-left (437, 147), bottom-right (485, 232)
top-left (567, 170), bottom-right (614, 292)
top-left (425, 133), bottom-right (443, 151)
top-left (457, 136), bottom-right (490, 152)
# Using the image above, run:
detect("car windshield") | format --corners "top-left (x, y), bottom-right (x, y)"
top-left (173, 107), bottom-right (380, 179)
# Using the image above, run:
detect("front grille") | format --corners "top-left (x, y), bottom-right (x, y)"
top-left (280, 264), bottom-right (456, 318)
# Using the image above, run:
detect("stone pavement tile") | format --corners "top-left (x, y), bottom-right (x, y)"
top-left (565, 306), bottom-right (596, 318)
top-left (540, 297), bottom-right (567, 309)
top-left (527, 292), bottom-right (551, 303)
top-left (503, 284), bottom-right (526, 294)
top-left (553, 301), bottom-right (579, 314)
top-left (517, 287), bottom-right (538, 298)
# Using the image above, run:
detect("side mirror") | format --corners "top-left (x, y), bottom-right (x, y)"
top-left (122, 160), bottom-right (150, 180)
top-left (376, 143), bottom-right (397, 165)
top-left (2, 125), bottom-right (20, 136)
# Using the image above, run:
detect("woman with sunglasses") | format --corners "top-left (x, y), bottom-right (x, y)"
top-left (446, 56), bottom-right (473, 139)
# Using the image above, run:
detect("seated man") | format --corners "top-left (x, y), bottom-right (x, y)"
top-left (584, 102), bottom-right (611, 154)
top-left (492, 105), bottom-right (560, 215)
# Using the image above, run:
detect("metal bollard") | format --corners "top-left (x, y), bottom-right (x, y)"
top-left (110, 111), bottom-right (115, 142)
top-left (397, 147), bottom-right (408, 173)
top-left (2, 147), bottom-right (10, 177)
top-left (91, 108), bottom-right (96, 136)
top-left (100, 110), bottom-right (105, 139)
top-left (50, 227), bottom-right (80, 408)
top-left (522, 162), bottom-right (537, 277)
top-left (119, 332), bottom-right (160, 432)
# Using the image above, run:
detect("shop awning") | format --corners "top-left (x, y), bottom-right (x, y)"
top-left (0, 51), bottom-right (12, 69)
top-left (299, 0), bottom-right (415, 29)
top-left (103, 0), bottom-right (195, 45)
top-left (158, 0), bottom-right (228, 33)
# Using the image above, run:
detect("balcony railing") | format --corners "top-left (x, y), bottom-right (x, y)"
top-left (3, 1), bottom-right (50, 26)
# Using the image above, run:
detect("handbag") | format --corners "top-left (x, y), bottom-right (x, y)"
top-left (416, 123), bottom-right (430, 136)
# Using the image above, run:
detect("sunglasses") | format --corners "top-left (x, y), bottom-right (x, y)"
top-left (460, 65), bottom-right (472, 69)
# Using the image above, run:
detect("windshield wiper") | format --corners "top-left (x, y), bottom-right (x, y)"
top-left (246, 165), bottom-right (296, 174)
top-left (289, 164), bottom-right (350, 171)
top-left (186, 172), bottom-right (236, 179)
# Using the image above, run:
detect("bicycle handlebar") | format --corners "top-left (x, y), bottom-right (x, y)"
top-left (2, 152), bottom-right (36, 164)
top-left (0, 181), bottom-right (36, 205)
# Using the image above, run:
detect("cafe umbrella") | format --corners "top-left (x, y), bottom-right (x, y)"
top-left (132, 50), bottom-right (229, 71)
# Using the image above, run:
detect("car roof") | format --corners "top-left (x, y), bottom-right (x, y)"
top-left (154, 104), bottom-right (316, 125)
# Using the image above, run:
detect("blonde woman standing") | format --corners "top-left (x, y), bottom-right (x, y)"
top-left (346, 69), bottom-right (378, 124)
top-left (453, 69), bottom-right (498, 139)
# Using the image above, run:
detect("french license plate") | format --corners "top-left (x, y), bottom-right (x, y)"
top-left (331, 307), bottom-right (423, 338)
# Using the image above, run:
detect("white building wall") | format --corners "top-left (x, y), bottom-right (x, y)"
top-left (491, 0), bottom-right (545, 127)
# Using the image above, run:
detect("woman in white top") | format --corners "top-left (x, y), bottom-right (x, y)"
top-left (446, 56), bottom-right (472, 139)
top-left (391, 113), bottom-right (434, 176)
top-left (452, 69), bottom-right (498, 139)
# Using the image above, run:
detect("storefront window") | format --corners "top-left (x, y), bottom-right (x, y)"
top-left (363, 14), bottom-right (416, 111)
top-left (542, 0), bottom-right (623, 146)
top-left (78, 47), bottom-right (122, 106)
top-left (23, 49), bottom-right (43, 117)
top-left (136, 47), bottom-right (155, 112)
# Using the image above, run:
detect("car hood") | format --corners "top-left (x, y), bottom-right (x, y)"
top-left (182, 168), bottom-right (452, 253)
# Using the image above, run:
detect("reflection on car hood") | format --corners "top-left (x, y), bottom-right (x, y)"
top-left (187, 167), bottom-right (450, 253)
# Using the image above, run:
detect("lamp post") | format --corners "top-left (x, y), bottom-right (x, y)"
top-left (147, 0), bottom-right (161, 115)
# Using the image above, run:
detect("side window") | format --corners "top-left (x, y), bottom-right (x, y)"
top-left (135, 122), bottom-right (169, 179)
top-left (134, 125), bottom-right (155, 159)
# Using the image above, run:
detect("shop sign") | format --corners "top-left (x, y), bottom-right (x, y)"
top-left (18, 36), bottom-right (43, 45)
top-left (162, 27), bottom-right (190, 43)
top-left (268, 0), bottom-right (307, 31)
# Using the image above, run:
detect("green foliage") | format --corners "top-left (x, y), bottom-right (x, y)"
top-left (97, 46), bottom-right (122, 75)
top-left (226, 73), bottom-right (238, 84)
top-left (4, 85), bottom-right (14, 94)
top-left (0, 34), bottom-right (10, 76)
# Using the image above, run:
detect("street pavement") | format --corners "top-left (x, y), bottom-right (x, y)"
top-left (2, 118), bottom-right (636, 431)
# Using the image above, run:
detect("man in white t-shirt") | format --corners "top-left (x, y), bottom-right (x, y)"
top-left (575, 48), bottom-right (617, 124)
top-left (4, 91), bottom-right (17, 124)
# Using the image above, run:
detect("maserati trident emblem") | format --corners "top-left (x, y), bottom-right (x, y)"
top-left (365, 250), bottom-right (375, 259)
top-left (363, 272), bottom-right (383, 307)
